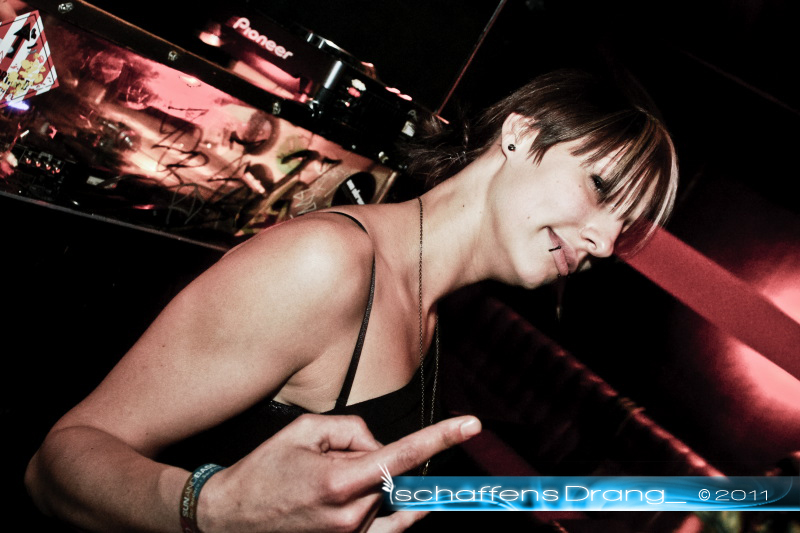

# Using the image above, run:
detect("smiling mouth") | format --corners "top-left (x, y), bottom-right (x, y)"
top-left (547, 228), bottom-right (573, 277)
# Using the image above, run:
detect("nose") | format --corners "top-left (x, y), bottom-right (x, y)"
top-left (580, 212), bottom-right (624, 258)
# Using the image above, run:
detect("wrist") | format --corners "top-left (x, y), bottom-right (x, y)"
top-left (180, 464), bottom-right (226, 533)
top-left (195, 466), bottom-right (229, 533)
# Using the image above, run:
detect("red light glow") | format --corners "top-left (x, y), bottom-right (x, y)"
top-left (625, 226), bottom-right (800, 381)
top-left (626, 224), bottom-right (800, 464)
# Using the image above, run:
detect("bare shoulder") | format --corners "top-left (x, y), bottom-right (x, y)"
top-left (52, 212), bottom-right (375, 452)
top-left (219, 211), bottom-right (374, 295)
top-left (161, 210), bottom-right (377, 370)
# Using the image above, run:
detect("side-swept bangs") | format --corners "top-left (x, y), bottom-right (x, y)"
top-left (562, 111), bottom-right (677, 255)
top-left (508, 71), bottom-right (678, 255)
top-left (406, 69), bottom-right (678, 254)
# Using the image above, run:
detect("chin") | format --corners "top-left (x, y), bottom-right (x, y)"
top-left (514, 271), bottom-right (552, 290)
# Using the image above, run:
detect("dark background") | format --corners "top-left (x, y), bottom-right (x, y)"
top-left (5, 0), bottom-right (800, 530)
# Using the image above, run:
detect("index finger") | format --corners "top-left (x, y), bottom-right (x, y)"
top-left (351, 415), bottom-right (481, 491)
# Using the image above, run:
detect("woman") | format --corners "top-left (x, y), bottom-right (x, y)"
top-left (25, 69), bottom-right (677, 532)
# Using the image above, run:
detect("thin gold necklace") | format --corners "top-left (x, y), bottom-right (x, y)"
top-left (417, 197), bottom-right (439, 476)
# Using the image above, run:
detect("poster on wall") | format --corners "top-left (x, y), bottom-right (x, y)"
top-left (0, 10), bottom-right (58, 108)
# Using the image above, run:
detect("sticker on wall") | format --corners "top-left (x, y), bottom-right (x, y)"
top-left (0, 10), bottom-right (59, 109)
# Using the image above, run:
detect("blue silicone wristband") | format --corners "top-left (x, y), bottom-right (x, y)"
top-left (180, 463), bottom-right (226, 533)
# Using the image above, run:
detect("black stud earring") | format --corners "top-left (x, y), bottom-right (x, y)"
top-left (508, 143), bottom-right (516, 151)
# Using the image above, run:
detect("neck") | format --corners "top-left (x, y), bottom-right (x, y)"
top-left (359, 144), bottom-right (506, 315)
top-left (415, 147), bottom-right (505, 308)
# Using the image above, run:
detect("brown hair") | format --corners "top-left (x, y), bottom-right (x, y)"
top-left (407, 69), bottom-right (678, 254)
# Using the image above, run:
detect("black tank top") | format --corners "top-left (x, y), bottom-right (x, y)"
top-left (157, 212), bottom-right (436, 469)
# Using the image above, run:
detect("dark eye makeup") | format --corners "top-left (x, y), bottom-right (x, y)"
top-left (591, 174), bottom-right (604, 191)
top-left (590, 174), bottom-right (609, 201)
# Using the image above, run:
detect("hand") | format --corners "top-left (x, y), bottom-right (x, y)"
top-left (198, 413), bottom-right (481, 533)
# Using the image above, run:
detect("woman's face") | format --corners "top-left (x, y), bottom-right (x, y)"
top-left (489, 131), bottom-right (632, 289)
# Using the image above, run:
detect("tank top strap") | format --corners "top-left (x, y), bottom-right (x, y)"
top-left (323, 211), bottom-right (376, 410)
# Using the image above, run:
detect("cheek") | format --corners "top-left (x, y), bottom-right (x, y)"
top-left (543, 181), bottom-right (593, 222)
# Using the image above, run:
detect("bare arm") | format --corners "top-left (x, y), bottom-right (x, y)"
top-left (27, 409), bottom-right (481, 533)
top-left (25, 215), bottom-right (379, 532)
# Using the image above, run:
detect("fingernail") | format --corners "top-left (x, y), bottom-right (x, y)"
top-left (459, 417), bottom-right (481, 439)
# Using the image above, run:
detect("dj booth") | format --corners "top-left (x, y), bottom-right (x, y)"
top-left (1, 0), bottom-right (435, 249)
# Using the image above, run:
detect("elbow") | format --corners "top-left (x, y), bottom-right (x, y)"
top-left (25, 450), bottom-right (52, 516)
top-left (24, 426), bottom-right (77, 518)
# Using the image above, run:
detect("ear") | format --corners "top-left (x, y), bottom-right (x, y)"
top-left (500, 113), bottom-right (537, 158)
